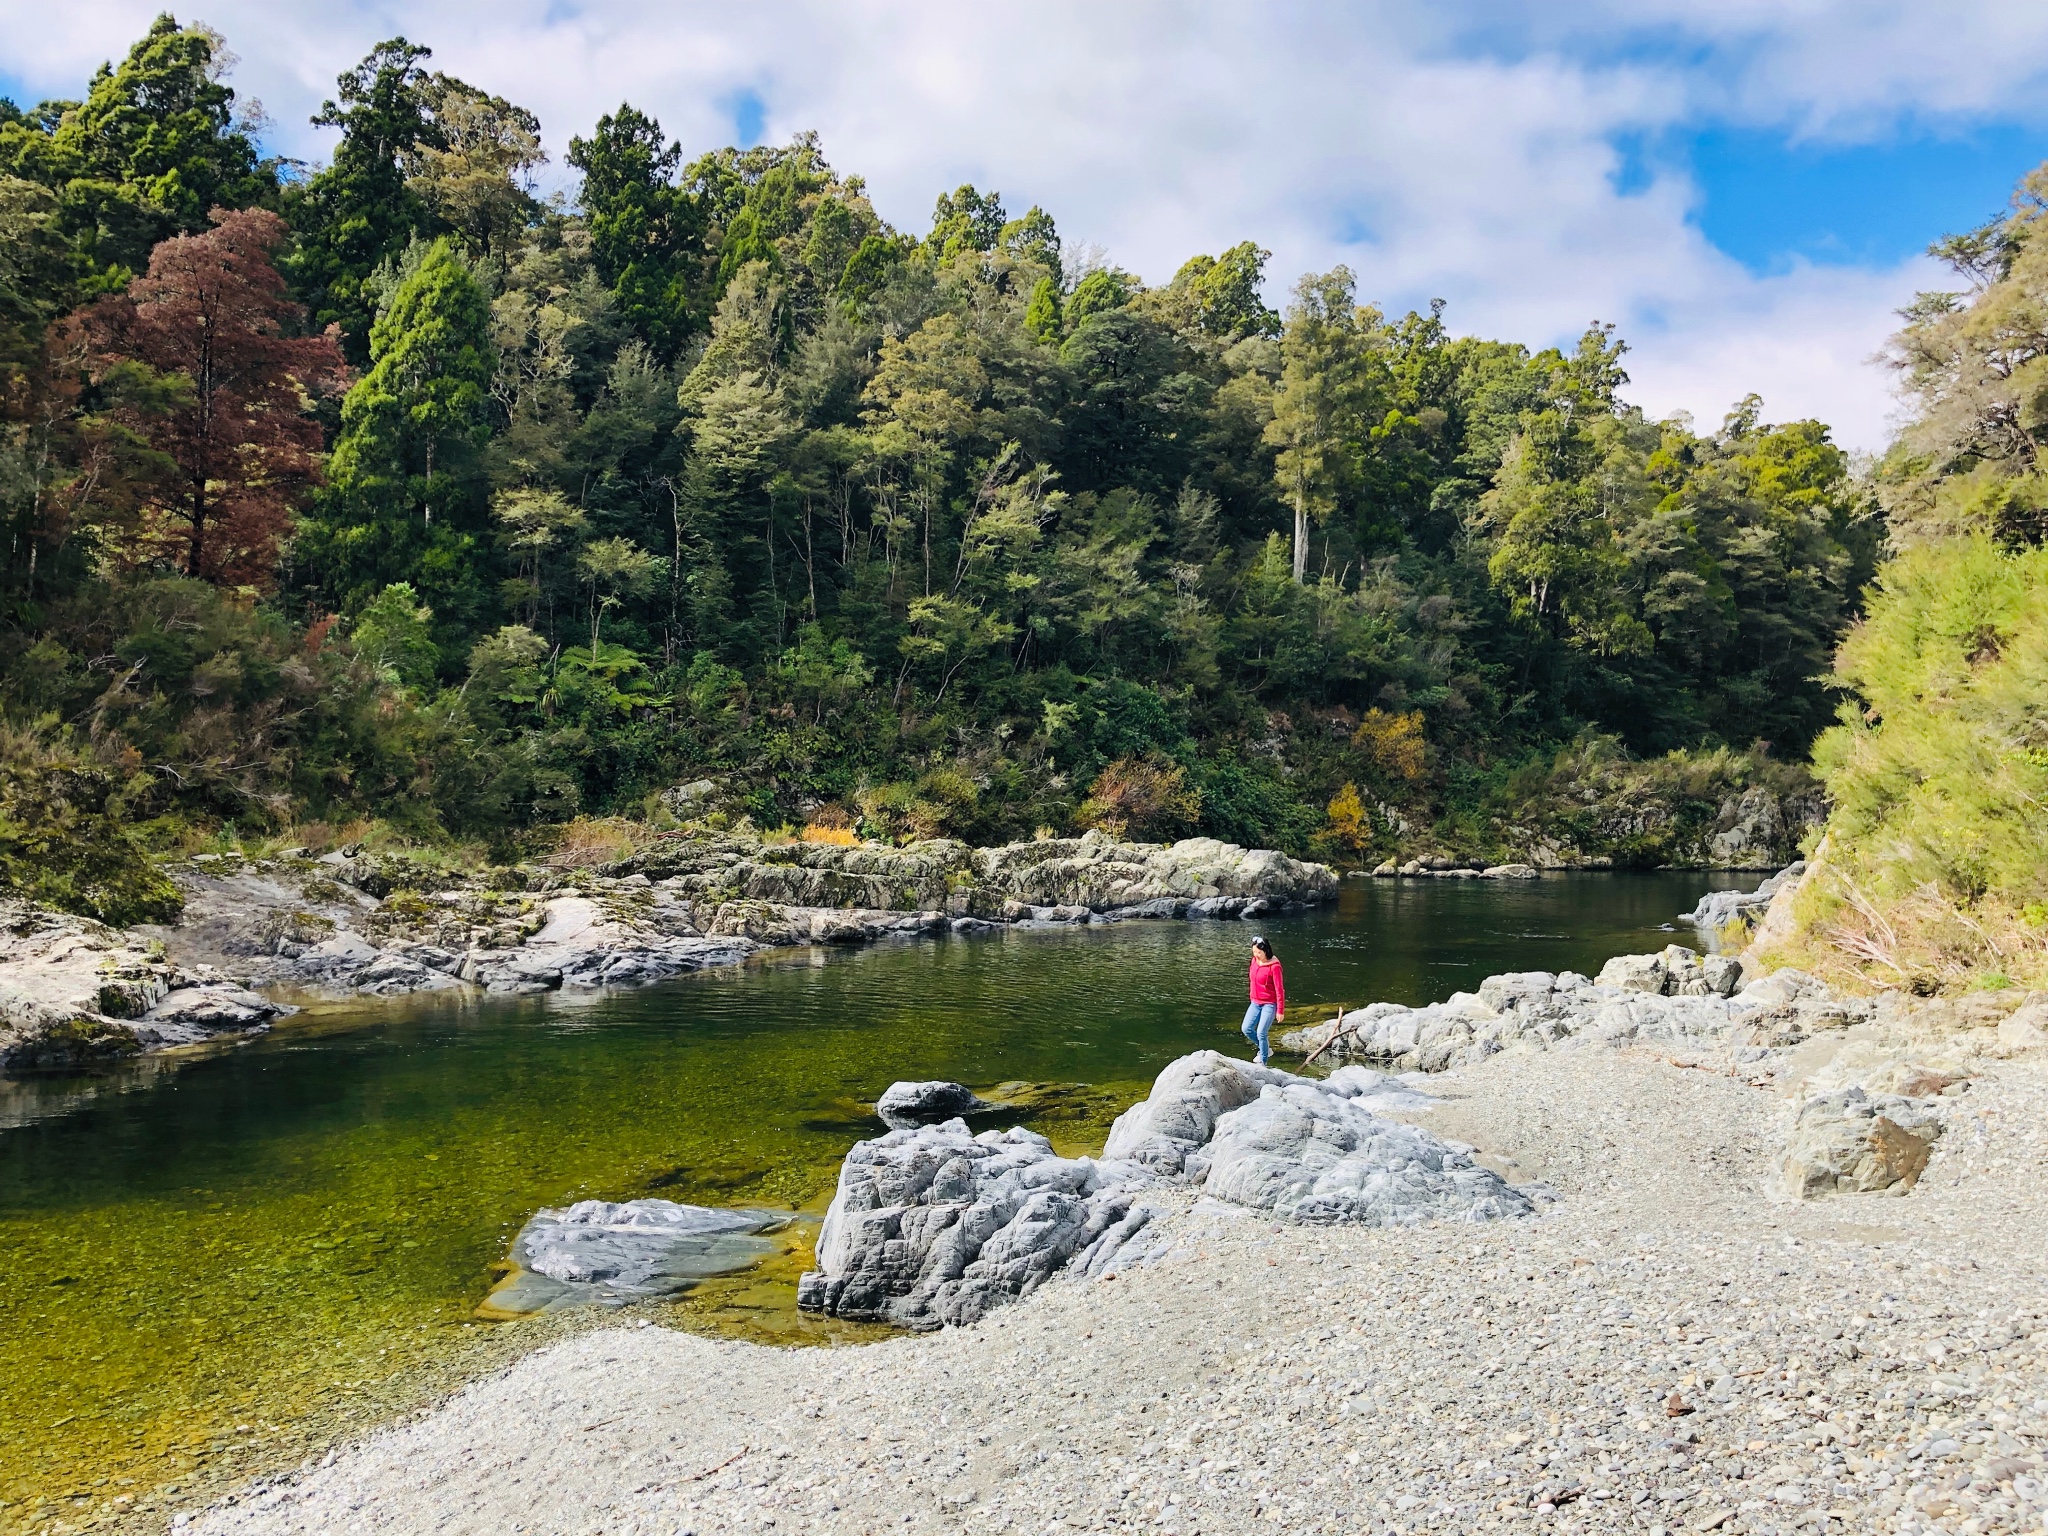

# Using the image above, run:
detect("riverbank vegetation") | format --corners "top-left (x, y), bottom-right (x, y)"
top-left (3, 18), bottom-right (1878, 906)
top-left (1770, 172), bottom-right (2048, 993)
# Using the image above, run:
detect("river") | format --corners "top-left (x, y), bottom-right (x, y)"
top-left (0, 870), bottom-right (1745, 1524)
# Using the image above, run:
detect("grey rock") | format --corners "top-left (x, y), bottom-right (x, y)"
top-left (1701, 954), bottom-right (1744, 997)
top-left (797, 1121), bottom-right (1159, 1330)
top-left (1598, 951), bottom-right (1672, 995)
top-left (1202, 1081), bottom-right (1534, 1226)
top-left (490, 1199), bottom-right (789, 1313)
top-left (1740, 967), bottom-right (1828, 1006)
top-left (1777, 1087), bottom-right (1943, 1199)
top-left (1482, 864), bottom-right (1540, 880)
top-left (877, 1080), bottom-right (991, 1129)
top-left (144, 982), bottom-right (291, 1029)
top-left (1101, 1050), bottom-right (1297, 1173)
top-left (803, 1050), bottom-right (1535, 1333)
top-left (1323, 1064), bottom-right (1442, 1115)
top-left (1684, 861), bottom-right (1807, 930)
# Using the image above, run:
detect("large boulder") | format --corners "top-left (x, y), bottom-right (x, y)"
top-left (1100, 1050), bottom-right (1296, 1173)
top-left (796, 1122), bottom-right (1159, 1330)
top-left (1202, 1080), bottom-right (1533, 1226)
top-left (1777, 1088), bottom-right (1943, 1199)
top-left (801, 1051), bottom-right (1542, 1330)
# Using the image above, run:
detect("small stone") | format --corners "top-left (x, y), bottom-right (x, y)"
top-left (875, 1080), bottom-right (990, 1129)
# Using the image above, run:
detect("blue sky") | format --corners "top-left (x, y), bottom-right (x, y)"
top-left (1647, 124), bottom-right (2044, 274)
top-left (5, 1), bottom-right (2048, 447)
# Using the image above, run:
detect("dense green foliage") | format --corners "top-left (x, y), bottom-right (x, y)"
top-left (0, 16), bottom-right (1881, 910)
top-left (1783, 167), bottom-right (2048, 992)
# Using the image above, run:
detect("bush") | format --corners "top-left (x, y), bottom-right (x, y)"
top-left (1077, 754), bottom-right (1201, 841)
top-left (0, 727), bottom-right (182, 924)
top-left (1787, 536), bottom-right (2048, 989)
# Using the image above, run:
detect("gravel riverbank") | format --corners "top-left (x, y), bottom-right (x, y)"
top-left (189, 1038), bottom-right (2048, 1536)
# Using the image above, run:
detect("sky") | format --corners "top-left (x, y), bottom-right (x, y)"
top-left (5, 1), bottom-right (2048, 450)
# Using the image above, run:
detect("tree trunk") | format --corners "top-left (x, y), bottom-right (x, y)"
top-left (1291, 488), bottom-right (1308, 584)
top-left (187, 479), bottom-right (208, 578)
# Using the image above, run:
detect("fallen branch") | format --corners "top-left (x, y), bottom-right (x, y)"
top-left (1300, 1006), bottom-right (1355, 1068)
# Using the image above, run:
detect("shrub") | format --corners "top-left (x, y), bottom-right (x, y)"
top-left (1786, 536), bottom-right (2048, 989)
top-left (542, 815), bottom-right (656, 869)
top-left (0, 726), bottom-right (182, 924)
top-left (1078, 754), bottom-right (1202, 841)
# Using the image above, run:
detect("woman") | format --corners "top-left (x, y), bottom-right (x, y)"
top-left (1241, 936), bottom-right (1285, 1065)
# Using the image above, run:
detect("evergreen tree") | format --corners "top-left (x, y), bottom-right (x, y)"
top-left (283, 39), bottom-right (440, 356)
top-left (0, 14), bottom-right (276, 291)
top-left (297, 237), bottom-right (496, 658)
top-left (567, 105), bottom-right (704, 359)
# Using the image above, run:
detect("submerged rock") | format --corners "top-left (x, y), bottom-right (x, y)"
top-left (877, 1080), bottom-right (991, 1129)
top-left (486, 1199), bottom-right (791, 1314)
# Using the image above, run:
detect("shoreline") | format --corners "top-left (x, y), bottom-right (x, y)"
top-left (28, 872), bottom-right (2031, 1531)
top-left (180, 992), bottom-right (2048, 1536)
top-left (2, 829), bottom-right (1344, 1073)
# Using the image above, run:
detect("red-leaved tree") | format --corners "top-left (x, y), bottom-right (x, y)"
top-left (70, 207), bottom-right (347, 584)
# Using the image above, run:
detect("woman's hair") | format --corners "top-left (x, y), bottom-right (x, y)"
top-left (1251, 936), bottom-right (1276, 961)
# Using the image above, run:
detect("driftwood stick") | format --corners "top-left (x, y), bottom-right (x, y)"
top-left (1300, 1004), bottom-right (1354, 1067)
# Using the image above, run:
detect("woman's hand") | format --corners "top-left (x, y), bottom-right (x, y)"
top-left (1276, 1010), bottom-right (1284, 1022)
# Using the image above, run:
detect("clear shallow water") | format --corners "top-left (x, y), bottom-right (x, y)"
top-left (0, 871), bottom-right (1743, 1518)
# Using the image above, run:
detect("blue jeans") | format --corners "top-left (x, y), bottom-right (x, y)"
top-left (1241, 1002), bottom-right (1276, 1063)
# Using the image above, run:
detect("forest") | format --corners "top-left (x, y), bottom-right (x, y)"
top-left (0, 17), bottom-right (1889, 919)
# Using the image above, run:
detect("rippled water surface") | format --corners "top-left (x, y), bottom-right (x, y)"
top-left (0, 871), bottom-right (1746, 1522)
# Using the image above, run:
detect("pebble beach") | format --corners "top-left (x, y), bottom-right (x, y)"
top-left (188, 1039), bottom-right (2048, 1536)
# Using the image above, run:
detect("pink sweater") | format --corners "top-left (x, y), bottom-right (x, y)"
top-left (1248, 958), bottom-right (1285, 1010)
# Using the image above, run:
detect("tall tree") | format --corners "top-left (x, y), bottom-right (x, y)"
top-left (68, 207), bottom-right (344, 583)
top-left (283, 38), bottom-right (440, 355)
top-left (567, 105), bottom-right (704, 359)
top-left (0, 14), bottom-right (276, 291)
top-left (402, 77), bottom-right (544, 258)
top-left (298, 237), bottom-right (496, 655)
top-left (1266, 268), bottom-right (1371, 581)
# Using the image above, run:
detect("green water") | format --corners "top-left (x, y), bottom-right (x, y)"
top-left (0, 871), bottom-right (1742, 1525)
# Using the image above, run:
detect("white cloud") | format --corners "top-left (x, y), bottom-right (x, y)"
top-left (5, 0), bottom-right (2041, 448)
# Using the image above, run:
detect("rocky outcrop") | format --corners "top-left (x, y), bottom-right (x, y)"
top-left (1372, 858), bottom-right (1541, 880)
top-left (0, 899), bottom-right (290, 1069)
top-left (0, 828), bottom-right (1319, 1072)
top-left (799, 1050), bottom-right (1536, 1329)
top-left (1776, 1088), bottom-right (1943, 1199)
top-left (1683, 861), bottom-right (1806, 935)
top-left (1277, 945), bottom-right (1994, 1201)
top-left (484, 1199), bottom-right (791, 1315)
top-left (620, 829), bottom-right (1337, 919)
top-left (1276, 945), bottom-right (1867, 1075)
